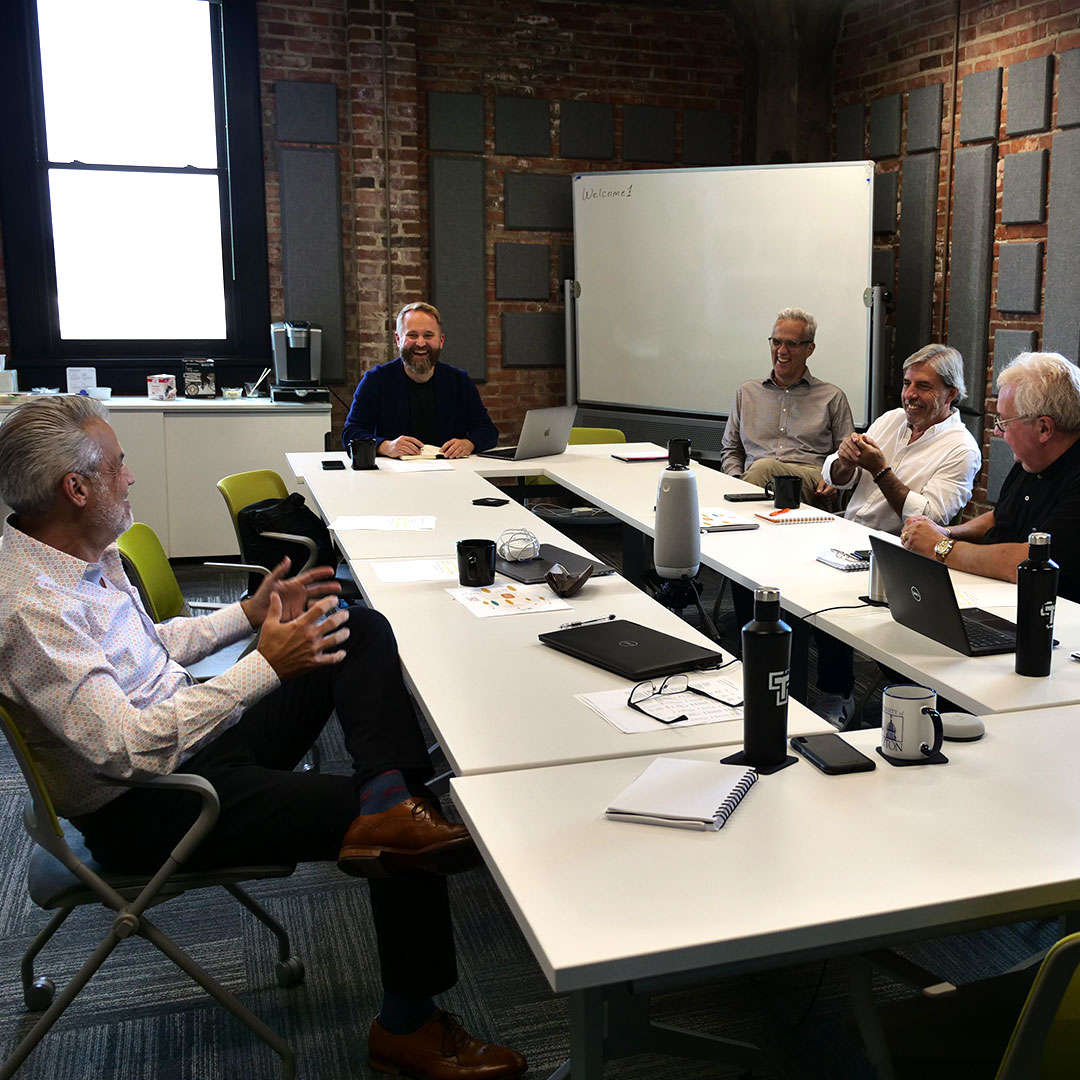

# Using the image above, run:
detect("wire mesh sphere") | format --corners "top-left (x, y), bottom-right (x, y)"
top-left (496, 527), bottom-right (540, 562)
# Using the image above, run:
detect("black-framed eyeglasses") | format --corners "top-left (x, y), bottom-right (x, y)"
top-left (990, 412), bottom-right (1035, 434)
top-left (768, 336), bottom-right (813, 350)
top-left (626, 673), bottom-right (743, 725)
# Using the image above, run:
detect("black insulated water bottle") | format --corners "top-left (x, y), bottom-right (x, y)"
top-left (1015, 531), bottom-right (1058, 677)
top-left (741, 586), bottom-right (792, 767)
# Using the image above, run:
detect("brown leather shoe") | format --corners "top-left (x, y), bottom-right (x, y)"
top-left (337, 797), bottom-right (481, 878)
top-left (368, 1011), bottom-right (527, 1079)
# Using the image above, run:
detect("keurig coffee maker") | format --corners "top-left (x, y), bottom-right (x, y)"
top-left (269, 321), bottom-right (329, 403)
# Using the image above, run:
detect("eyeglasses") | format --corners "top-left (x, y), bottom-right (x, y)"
top-left (768, 337), bottom-right (813, 350)
top-left (627, 673), bottom-right (742, 725)
top-left (991, 413), bottom-right (1035, 434)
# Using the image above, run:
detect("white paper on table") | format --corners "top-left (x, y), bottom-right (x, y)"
top-left (372, 558), bottom-right (457, 583)
top-left (957, 583), bottom-right (1017, 612)
top-left (446, 584), bottom-right (571, 618)
top-left (578, 674), bottom-right (744, 734)
top-left (377, 459), bottom-right (455, 473)
top-left (330, 515), bottom-right (436, 531)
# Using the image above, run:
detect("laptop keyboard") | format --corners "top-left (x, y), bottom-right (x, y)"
top-left (961, 616), bottom-right (1015, 649)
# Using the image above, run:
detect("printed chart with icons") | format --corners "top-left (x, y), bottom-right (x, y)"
top-left (447, 584), bottom-right (571, 618)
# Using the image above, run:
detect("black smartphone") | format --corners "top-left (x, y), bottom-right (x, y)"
top-left (790, 734), bottom-right (876, 774)
top-left (723, 492), bottom-right (773, 502)
top-left (851, 549), bottom-right (872, 560)
top-left (472, 497), bottom-right (509, 507)
top-left (322, 460), bottom-right (346, 470)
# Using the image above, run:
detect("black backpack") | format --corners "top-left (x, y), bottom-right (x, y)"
top-left (236, 492), bottom-right (337, 594)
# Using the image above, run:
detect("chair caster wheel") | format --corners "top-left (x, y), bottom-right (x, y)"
top-left (276, 956), bottom-right (305, 987)
top-left (25, 977), bottom-right (55, 1011)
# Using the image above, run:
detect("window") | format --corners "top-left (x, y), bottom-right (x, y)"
top-left (0, 0), bottom-right (269, 388)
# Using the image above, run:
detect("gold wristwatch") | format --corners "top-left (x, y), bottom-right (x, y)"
top-left (934, 537), bottom-right (955, 562)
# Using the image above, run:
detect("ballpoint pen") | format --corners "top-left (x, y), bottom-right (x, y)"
top-left (559, 614), bottom-right (617, 629)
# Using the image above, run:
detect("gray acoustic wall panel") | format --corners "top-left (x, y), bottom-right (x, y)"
top-left (278, 148), bottom-right (345, 382)
top-left (960, 67), bottom-right (1002, 142)
top-left (623, 105), bottom-right (674, 163)
top-left (275, 81), bottom-right (338, 144)
top-left (1006, 55), bottom-right (1053, 136)
top-left (986, 436), bottom-right (1015, 503)
top-left (906, 83), bottom-right (943, 153)
top-left (428, 92), bottom-right (484, 152)
top-left (558, 243), bottom-right (575, 284)
top-left (495, 96), bottom-right (550, 157)
top-left (836, 103), bottom-right (865, 160)
top-left (1061, 49), bottom-right (1080, 128)
top-left (504, 173), bottom-right (573, 230)
top-left (992, 328), bottom-right (1037, 384)
top-left (495, 243), bottom-right (549, 300)
top-left (1002, 149), bottom-right (1048, 224)
top-left (560, 101), bottom-right (614, 159)
top-left (873, 170), bottom-right (898, 233)
top-left (684, 110), bottom-right (733, 166)
top-left (1044, 128), bottom-right (1080, 361)
top-left (996, 242), bottom-right (1042, 313)
top-left (894, 152), bottom-right (939, 374)
top-left (948, 144), bottom-right (997, 399)
top-left (429, 156), bottom-right (486, 379)
top-left (869, 94), bottom-right (902, 159)
top-left (502, 312), bottom-right (566, 368)
top-left (871, 247), bottom-right (895, 289)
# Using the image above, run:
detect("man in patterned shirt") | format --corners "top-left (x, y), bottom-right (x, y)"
top-left (0, 395), bottom-right (525, 1080)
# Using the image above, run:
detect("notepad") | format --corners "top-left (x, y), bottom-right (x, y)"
top-left (754, 507), bottom-right (833, 524)
top-left (401, 444), bottom-right (446, 460)
top-left (700, 507), bottom-right (759, 532)
top-left (816, 547), bottom-right (871, 571)
top-left (605, 757), bottom-right (758, 831)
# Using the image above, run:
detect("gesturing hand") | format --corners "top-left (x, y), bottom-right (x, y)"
top-left (257, 593), bottom-right (349, 679)
top-left (241, 559), bottom-right (341, 628)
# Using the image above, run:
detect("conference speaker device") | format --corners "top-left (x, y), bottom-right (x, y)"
top-left (653, 438), bottom-right (700, 580)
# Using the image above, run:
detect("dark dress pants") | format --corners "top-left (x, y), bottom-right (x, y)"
top-left (74, 605), bottom-right (457, 997)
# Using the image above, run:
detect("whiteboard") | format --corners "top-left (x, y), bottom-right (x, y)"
top-left (572, 163), bottom-right (875, 428)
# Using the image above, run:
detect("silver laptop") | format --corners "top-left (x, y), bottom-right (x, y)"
top-left (480, 406), bottom-right (577, 461)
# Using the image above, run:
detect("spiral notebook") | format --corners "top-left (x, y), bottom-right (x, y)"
top-left (605, 757), bottom-right (758, 831)
top-left (754, 507), bottom-right (833, 524)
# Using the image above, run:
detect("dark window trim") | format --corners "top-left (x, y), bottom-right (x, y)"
top-left (0, 0), bottom-right (270, 392)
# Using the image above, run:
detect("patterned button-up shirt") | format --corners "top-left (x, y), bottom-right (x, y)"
top-left (0, 521), bottom-right (278, 816)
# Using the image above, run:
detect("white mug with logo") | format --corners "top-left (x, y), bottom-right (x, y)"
top-left (881, 684), bottom-right (944, 761)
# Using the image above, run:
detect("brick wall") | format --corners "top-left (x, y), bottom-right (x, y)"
top-left (834, 0), bottom-right (1080, 515)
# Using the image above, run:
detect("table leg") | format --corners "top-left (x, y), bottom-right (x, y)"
top-left (566, 987), bottom-right (606, 1080)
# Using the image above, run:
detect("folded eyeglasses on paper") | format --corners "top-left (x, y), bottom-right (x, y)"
top-left (626, 673), bottom-right (743, 725)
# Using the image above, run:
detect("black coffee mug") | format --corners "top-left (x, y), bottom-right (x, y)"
top-left (765, 474), bottom-right (801, 509)
top-left (457, 538), bottom-right (496, 587)
top-left (348, 439), bottom-right (378, 470)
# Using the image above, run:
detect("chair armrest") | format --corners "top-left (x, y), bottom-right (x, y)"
top-left (203, 561), bottom-right (272, 579)
top-left (258, 531), bottom-right (318, 574)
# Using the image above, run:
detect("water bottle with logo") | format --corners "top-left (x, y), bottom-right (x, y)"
top-left (1015, 531), bottom-right (1058, 677)
top-left (741, 586), bottom-right (792, 767)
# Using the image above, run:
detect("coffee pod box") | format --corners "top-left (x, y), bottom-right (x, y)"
top-left (147, 374), bottom-right (177, 400)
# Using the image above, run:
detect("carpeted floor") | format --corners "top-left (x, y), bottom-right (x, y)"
top-left (0, 524), bottom-right (1057, 1079)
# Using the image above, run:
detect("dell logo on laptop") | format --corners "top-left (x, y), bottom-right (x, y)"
top-left (618, 639), bottom-right (639, 648)
top-left (910, 586), bottom-right (922, 602)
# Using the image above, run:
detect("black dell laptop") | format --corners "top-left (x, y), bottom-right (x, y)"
top-left (868, 535), bottom-right (1017, 656)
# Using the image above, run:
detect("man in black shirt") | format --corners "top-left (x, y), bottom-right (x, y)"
top-left (901, 352), bottom-right (1080, 601)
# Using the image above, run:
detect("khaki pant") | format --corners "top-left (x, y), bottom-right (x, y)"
top-left (742, 457), bottom-right (834, 510)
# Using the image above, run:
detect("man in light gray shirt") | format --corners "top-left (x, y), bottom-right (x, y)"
top-left (721, 307), bottom-right (854, 506)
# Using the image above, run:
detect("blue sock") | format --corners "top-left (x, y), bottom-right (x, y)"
top-left (359, 769), bottom-right (408, 815)
top-left (378, 991), bottom-right (436, 1034)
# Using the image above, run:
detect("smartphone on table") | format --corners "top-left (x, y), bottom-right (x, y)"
top-left (790, 733), bottom-right (875, 774)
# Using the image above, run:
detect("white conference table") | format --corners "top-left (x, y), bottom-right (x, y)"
top-left (451, 708), bottom-right (1080, 1078)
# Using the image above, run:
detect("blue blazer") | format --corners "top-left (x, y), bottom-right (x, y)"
top-left (342, 358), bottom-right (498, 452)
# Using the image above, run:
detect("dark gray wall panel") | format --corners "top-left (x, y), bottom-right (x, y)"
top-left (906, 83), bottom-right (942, 153)
top-left (684, 110), bottom-right (733, 166)
top-left (428, 92), bottom-right (484, 152)
top-left (894, 153), bottom-right (938, 373)
top-left (948, 145), bottom-right (996, 399)
top-left (1061, 49), bottom-right (1080, 128)
top-left (278, 148), bottom-right (345, 382)
top-left (495, 96), bottom-right (550, 156)
top-left (960, 67), bottom-right (1002, 143)
top-left (559, 243), bottom-right (575, 284)
top-left (873, 170), bottom-right (898, 233)
top-left (623, 105), bottom-right (674, 163)
top-left (869, 94), bottom-right (901, 159)
top-left (429, 157), bottom-right (486, 379)
top-left (1002, 149), bottom-right (1048, 224)
top-left (1044, 128), bottom-right (1080, 361)
top-left (275, 81), bottom-right (338, 144)
top-left (836, 103), bottom-right (865, 160)
top-left (504, 173), bottom-right (573, 230)
top-left (495, 243), bottom-right (549, 300)
top-left (560, 101), bottom-right (614, 159)
top-left (992, 328), bottom-right (1037, 384)
top-left (871, 247), bottom-right (895, 289)
top-left (502, 312), bottom-right (566, 368)
top-left (1006, 55), bottom-right (1053, 136)
top-left (996, 242), bottom-right (1042, 313)
top-left (987, 436), bottom-right (1015, 503)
